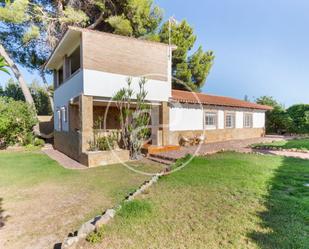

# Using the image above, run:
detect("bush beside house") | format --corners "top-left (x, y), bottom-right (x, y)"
top-left (0, 79), bottom-right (53, 115)
top-left (256, 96), bottom-right (309, 135)
top-left (0, 97), bottom-right (39, 148)
top-left (287, 104), bottom-right (309, 134)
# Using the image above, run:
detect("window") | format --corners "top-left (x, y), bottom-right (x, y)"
top-left (244, 113), bottom-right (253, 128)
top-left (69, 46), bottom-right (80, 75)
top-left (57, 66), bottom-right (63, 86)
top-left (205, 112), bottom-right (217, 129)
top-left (61, 106), bottom-right (67, 123)
top-left (225, 112), bottom-right (235, 128)
top-left (57, 109), bottom-right (62, 131)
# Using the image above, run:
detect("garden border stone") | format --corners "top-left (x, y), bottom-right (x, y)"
top-left (251, 145), bottom-right (309, 154)
top-left (60, 171), bottom-right (164, 249)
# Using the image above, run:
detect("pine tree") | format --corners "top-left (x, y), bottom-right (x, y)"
top-left (159, 20), bottom-right (215, 91)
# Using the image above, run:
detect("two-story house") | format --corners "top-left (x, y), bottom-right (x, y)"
top-left (45, 26), bottom-right (272, 167)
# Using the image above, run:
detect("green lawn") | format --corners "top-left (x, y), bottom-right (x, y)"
top-left (252, 138), bottom-right (309, 151)
top-left (79, 152), bottom-right (309, 249)
top-left (0, 151), bottom-right (164, 249)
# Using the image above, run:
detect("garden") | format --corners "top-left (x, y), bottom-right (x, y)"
top-left (0, 150), bottom-right (164, 249)
top-left (77, 152), bottom-right (309, 249)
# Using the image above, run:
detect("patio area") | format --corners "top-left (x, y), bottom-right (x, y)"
top-left (148, 135), bottom-right (296, 162)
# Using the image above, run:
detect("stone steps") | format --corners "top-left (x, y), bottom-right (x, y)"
top-left (147, 153), bottom-right (177, 165)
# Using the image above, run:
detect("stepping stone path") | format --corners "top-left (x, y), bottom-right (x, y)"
top-left (42, 144), bottom-right (87, 169)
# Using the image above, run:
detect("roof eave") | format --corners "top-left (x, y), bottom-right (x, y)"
top-left (170, 98), bottom-right (273, 111)
top-left (44, 27), bottom-right (82, 70)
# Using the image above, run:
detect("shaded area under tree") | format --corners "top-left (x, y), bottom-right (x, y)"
top-left (249, 156), bottom-right (309, 248)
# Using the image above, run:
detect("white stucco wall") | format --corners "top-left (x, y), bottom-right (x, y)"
top-left (236, 111), bottom-right (244, 129)
top-left (169, 104), bottom-right (266, 131)
top-left (53, 69), bottom-right (171, 132)
top-left (218, 110), bottom-right (225, 129)
top-left (54, 70), bottom-right (84, 131)
top-left (83, 69), bottom-right (171, 102)
top-left (169, 104), bottom-right (204, 131)
top-left (253, 112), bottom-right (265, 128)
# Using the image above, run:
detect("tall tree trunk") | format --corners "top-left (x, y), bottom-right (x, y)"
top-left (40, 70), bottom-right (54, 112)
top-left (0, 44), bottom-right (35, 106)
top-left (0, 44), bottom-right (44, 137)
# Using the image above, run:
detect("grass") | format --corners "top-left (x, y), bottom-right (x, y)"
top-left (0, 150), bottom-right (164, 249)
top-left (79, 152), bottom-right (309, 249)
top-left (252, 138), bottom-right (309, 151)
top-left (118, 200), bottom-right (152, 219)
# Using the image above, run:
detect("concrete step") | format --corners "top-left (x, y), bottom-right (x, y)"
top-left (147, 155), bottom-right (174, 166)
top-left (148, 153), bottom-right (178, 162)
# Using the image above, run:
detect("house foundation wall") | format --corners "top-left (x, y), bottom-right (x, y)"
top-left (54, 131), bottom-right (130, 167)
top-left (86, 150), bottom-right (130, 167)
top-left (54, 130), bottom-right (80, 161)
top-left (169, 128), bottom-right (265, 145)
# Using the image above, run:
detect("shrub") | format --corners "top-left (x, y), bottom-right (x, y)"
top-left (0, 97), bottom-right (38, 148)
top-left (255, 96), bottom-right (308, 134)
top-left (22, 132), bottom-right (35, 146)
top-left (33, 138), bottom-right (45, 147)
top-left (2, 79), bottom-right (53, 115)
top-left (86, 226), bottom-right (104, 244)
top-left (265, 107), bottom-right (292, 134)
top-left (97, 135), bottom-right (115, 151)
top-left (88, 133), bottom-right (117, 151)
top-left (287, 104), bottom-right (309, 134)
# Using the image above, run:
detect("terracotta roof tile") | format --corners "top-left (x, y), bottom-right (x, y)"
top-left (171, 90), bottom-right (273, 110)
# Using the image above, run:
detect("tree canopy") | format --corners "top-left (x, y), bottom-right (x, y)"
top-left (287, 104), bottom-right (309, 134)
top-left (256, 96), bottom-right (309, 135)
top-left (0, 0), bottom-right (214, 92)
top-left (1, 78), bottom-right (53, 115)
top-left (159, 20), bottom-right (214, 91)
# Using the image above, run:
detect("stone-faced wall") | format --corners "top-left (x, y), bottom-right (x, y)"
top-left (169, 128), bottom-right (265, 145)
top-left (161, 102), bottom-right (170, 146)
top-left (93, 106), bottom-right (121, 130)
top-left (79, 95), bottom-right (93, 152)
top-left (54, 130), bottom-right (80, 161)
top-left (69, 104), bottom-right (80, 132)
top-left (86, 150), bottom-right (130, 167)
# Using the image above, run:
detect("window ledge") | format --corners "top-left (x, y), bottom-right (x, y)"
top-left (56, 68), bottom-right (82, 91)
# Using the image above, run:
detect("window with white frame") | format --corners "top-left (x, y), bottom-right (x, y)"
top-left (205, 112), bottom-right (217, 129)
top-left (57, 109), bottom-right (62, 131)
top-left (244, 113), bottom-right (253, 128)
top-left (225, 112), bottom-right (235, 128)
top-left (61, 106), bottom-right (67, 123)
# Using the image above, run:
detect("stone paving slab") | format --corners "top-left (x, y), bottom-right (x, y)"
top-left (157, 136), bottom-right (286, 160)
top-left (42, 145), bottom-right (87, 170)
top-left (241, 148), bottom-right (309, 160)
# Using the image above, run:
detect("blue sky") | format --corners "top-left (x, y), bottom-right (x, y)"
top-left (156, 0), bottom-right (309, 107)
top-left (1, 0), bottom-right (308, 107)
